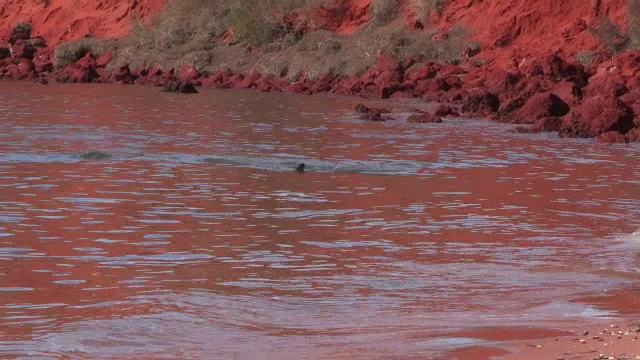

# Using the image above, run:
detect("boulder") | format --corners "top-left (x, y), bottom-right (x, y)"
top-left (95, 52), bottom-right (113, 68)
top-left (560, 96), bottom-right (635, 138)
top-left (596, 131), bottom-right (627, 143)
top-left (355, 103), bottom-right (390, 122)
top-left (462, 88), bottom-right (500, 114)
top-left (625, 127), bottom-right (640, 142)
top-left (516, 92), bottom-right (570, 123)
top-left (162, 81), bottom-right (199, 94)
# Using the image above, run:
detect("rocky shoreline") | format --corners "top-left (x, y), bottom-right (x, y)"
top-left (2, 27), bottom-right (640, 143)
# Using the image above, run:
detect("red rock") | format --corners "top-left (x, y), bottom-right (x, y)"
top-left (232, 71), bottom-right (261, 89)
top-left (76, 52), bottom-right (96, 70)
top-left (439, 64), bottom-right (465, 77)
top-left (596, 131), bottom-right (627, 143)
top-left (113, 64), bottom-right (135, 84)
top-left (551, 79), bottom-right (583, 106)
top-left (515, 92), bottom-right (570, 124)
top-left (560, 96), bottom-right (635, 138)
top-left (407, 112), bottom-right (442, 123)
top-left (179, 65), bottom-right (201, 83)
top-left (95, 51), bottom-right (113, 68)
top-left (201, 69), bottom-right (232, 89)
top-left (407, 63), bottom-right (439, 82)
top-left (162, 81), bottom-right (198, 93)
top-left (462, 88), bottom-right (500, 115)
top-left (434, 104), bottom-right (455, 117)
top-left (533, 116), bottom-right (563, 132)
top-left (11, 40), bottom-right (36, 59)
top-left (18, 58), bottom-right (34, 74)
top-left (625, 127), bottom-right (640, 142)
top-left (57, 62), bottom-right (100, 83)
top-left (542, 52), bottom-right (585, 80)
top-left (355, 103), bottom-right (390, 122)
top-left (584, 72), bottom-right (628, 98)
top-left (309, 73), bottom-right (338, 93)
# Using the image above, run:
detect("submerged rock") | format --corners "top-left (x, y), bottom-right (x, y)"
top-left (80, 151), bottom-right (112, 160)
top-left (355, 103), bottom-right (391, 121)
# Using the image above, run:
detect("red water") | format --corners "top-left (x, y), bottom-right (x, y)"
top-left (1, 82), bottom-right (639, 359)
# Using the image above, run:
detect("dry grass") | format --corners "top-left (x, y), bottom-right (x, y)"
top-left (372, 0), bottom-right (399, 25)
top-left (412, 0), bottom-right (449, 23)
top-left (574, 50), bottom-right (598, 66)
top-left (627, 0), bottom-right (640, 49)
top-left (589, 18), bottom-right (628, 54)
top-left (54, 37), bottom-right (114, 68)
top-left (110, 0), bottom-right (327, 70)
top-left (256, 24), bottom-right (469, 80)
top-left (589, 0), bottom-right (640, 54)
top-left (54, 0), bottom-right (469, 79)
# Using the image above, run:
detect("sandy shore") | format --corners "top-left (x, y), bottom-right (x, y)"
top-left (499, 322), bottom-right (640, 360)
top-left (441, 320), bottom-right (640, 360)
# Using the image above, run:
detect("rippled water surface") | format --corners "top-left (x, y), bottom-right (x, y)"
top-left (1, 82), bottom-right (639, 359)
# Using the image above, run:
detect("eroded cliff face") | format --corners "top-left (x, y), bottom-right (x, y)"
top-left (0, 0), bottom-right (631, 60)
top-left (427, 0), bottom-right (629, 62)
top-left (0, 0), bottom-right (164, 46)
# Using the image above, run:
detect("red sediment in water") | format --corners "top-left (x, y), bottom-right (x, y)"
top-left (575, 287), bottom-right (640, 314)
top-left (1, 0), bottom-right (640, 141)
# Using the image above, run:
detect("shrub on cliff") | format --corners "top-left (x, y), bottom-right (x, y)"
top-left (229, 2), bottom-right (280, 45)
top-left (628, 0), bottom-right (640, 48)
top-left (412, 0), bottom-right (449, 22)
top-left (10, 22), bottom-right (32, 44)
top-left (54, 37), bottom-right (112, 68)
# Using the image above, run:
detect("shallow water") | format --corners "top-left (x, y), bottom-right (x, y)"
top-left (1, 82), bottom-right (639, 359)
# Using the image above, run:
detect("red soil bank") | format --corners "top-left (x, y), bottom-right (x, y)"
top-left (426, 0), bottom-right (629, 64)
top-left (0, 0), bottom-right (164, 46)
top-left (1, 0), bottom-right (640, 142)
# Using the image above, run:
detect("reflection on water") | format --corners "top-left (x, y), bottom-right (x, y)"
top-left (1, 83), bottom-right (640, 359)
